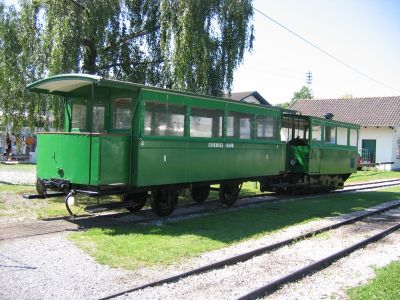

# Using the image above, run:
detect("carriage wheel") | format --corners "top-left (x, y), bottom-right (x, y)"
top-left (122, 193), bottom-right (148, 212)
top-left (150, 189), bottom-right (179, 216)
top-left (36, 178), bottom-right (47, 197)
top-left (219, 183), bottom-right (241, 206)
top-left (190, 185), bottom-right (210, 203)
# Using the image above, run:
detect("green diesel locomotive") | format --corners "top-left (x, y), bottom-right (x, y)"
top-left (27, 74), bottom-right (359, 217)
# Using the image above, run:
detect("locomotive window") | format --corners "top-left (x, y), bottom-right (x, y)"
top-left (144, 102), bottom-right (185, 137)
top-left (312, 125), bottom-right (322, 141)
top-left (190, 107), bottom-right (223, 138)
top-left (71, 104), bottom-right (87, 130)
top-left (281, 116), bottom-right (309, 143)
top-left (92, 105), bottom-right (105, 133)
top-left (227, 112), bottom-right (253, 139)
top-left (324, 126), bottom-right (336, 144)
top-left (349, 129), bottom-right (358, 146)
top-left (256, 116), bottom-right (276, 139)
top-left (337, 127), bottom-right (348, 145)
top-left (112, 98), bottom-right (132, 130)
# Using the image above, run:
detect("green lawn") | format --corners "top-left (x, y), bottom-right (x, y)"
top-left (0, 162), bottom-right (36, 171)
top-left (69, 186), bottom-right (400, 270)
top-left (348, 261), bottom-right (400, 299)
top-left (347, 170), bottom-right (400, 184)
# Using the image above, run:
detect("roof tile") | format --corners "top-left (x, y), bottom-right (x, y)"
top-left (290, 96), bottom-right (400, 126)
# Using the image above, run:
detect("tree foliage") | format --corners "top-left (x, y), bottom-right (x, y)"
top-left (291, 85), bottom-right (312, 102)
top-left (0, 0), bottom-right (254, 130)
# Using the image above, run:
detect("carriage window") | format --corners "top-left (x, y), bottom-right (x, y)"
top-left (256, 116), bottom-right (276, 139)
top-left (324, 126), bottom-right (336, 143)
top-left (337, 127), bottom-right (348, 145)
top-left (312, 125), bottom-right (322, 141)
top-left (71, 104), bottom-right (87, 130)
top-left (144, 102), bottom-right (185, 137)
top-left (190, 107), bottom-right (223, 138)
top-left (92, 105), bottom-right (105, 133)
top-left (112, 98), bottom-right (132, 130)
top-left (350, 129), bottom-right (358, 146)
top-left (227, 112), bottom-right (253, 139)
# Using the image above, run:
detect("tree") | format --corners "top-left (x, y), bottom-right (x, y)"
top-left (275, 101), bottom-right (290, 109)
top-left (0, 0), bottom-right (254, 130)
top-left (340, 93), bottom-right (353, 99)
top-left (291, 86), bottom-right (312, 102)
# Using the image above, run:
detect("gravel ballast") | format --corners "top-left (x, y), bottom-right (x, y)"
top-left (0, 201), bottom-right (399, 300)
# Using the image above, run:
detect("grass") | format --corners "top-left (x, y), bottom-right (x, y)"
top-left (0, 184), bottom-right (35, 193)
top-left (348, 261), bottom-right (400, 299)
top-left (0, 162), bottom-right (36, 171)
top-left (69, 186), bottom-right (400, 270)
top-left (347, 170), bottom-right (400, 184)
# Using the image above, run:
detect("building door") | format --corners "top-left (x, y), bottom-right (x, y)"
top-left (362, 139), bottom-right (376, 163)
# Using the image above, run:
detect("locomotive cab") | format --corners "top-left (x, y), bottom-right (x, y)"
top-left (278, 113), bottom-right (359, 191)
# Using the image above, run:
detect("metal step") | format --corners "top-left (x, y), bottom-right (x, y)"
top-left (23, 192), bottom-right (66, 199)
top-left (84, 201), bottom-right (134, 213)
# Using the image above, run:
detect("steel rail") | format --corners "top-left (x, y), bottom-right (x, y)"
top-left (81, 179), bottom-right (400, 224)
top-left (98, 201), bottom-right (400, 300)
top-left (344, 178), bottom-right (400, 188)
top-left (4, 180), bottom-right (399, 241)
top-left (237, 222), bottom-right (400, 300)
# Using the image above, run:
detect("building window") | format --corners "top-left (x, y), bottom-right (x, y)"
top-left (397, 139), bottom-right (400, 159)
top-left (144, 102), bottom-right (186, 137)
top-left (190, 107), bottom-right (223, 138)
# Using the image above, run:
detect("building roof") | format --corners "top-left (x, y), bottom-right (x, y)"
top-left (290, 96), bottom-right (400, 127)
top-left (227, 91), bottom-right (271, 106)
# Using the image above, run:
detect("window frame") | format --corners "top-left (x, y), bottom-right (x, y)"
top-left (71, 100), bottom-right (88, 132)
top-left (226, 110), bottom-right (255, 140)
top-left (324, 125), bottom-right (337, 144)
top-left (143, 101), bottom-right (187, 138)
top-left (111, 97), bottom-right (133, 132)
top-left (189, 106), bottom-right (224, 139)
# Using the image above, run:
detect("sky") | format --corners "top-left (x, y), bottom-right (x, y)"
top-left (232, 0), bottom-right (400, 104)
top-left (3, 0), bottom-right (400, 105)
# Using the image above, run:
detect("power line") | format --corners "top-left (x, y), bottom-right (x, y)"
top-left (253, 7), bottom-right (400, 94)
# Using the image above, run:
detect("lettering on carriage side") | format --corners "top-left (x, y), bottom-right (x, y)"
top-left (225, 143), bottom-right (234, 148)
top-left (208, 142), bottom-right (224, 148)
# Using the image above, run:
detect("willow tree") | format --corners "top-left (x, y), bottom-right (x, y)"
top-left (0, 0), bottom-right (254, 130)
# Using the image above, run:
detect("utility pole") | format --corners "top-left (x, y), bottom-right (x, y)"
top-left (305, 71), bottom-right (312, 99)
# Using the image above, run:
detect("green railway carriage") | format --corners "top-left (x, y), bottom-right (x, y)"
top-left (27, 74), bottom-right (286, 216)
top-left (27, 74), bottom-right (359, 217)
top-left (261, 113), bottom-right (359, 193)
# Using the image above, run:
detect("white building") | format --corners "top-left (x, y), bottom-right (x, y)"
top-left (290, 96), bottom-right (400, 170)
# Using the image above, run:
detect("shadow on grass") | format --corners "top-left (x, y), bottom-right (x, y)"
top-left (79, 190), bottom-right (400, 244)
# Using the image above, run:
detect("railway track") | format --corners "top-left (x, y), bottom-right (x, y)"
top-left (1, 179), bottom-right (399, 242)
top-left (98, 200), bottom-right (400, 300)
top-left (238, 222), bottom-right (400, 300)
